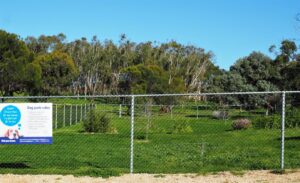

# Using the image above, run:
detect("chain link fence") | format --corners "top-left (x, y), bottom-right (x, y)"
top-left (0, 91), bottom-right (299, 176)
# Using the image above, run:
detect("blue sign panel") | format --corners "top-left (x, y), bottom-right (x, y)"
top-left (0, 103), bottom-right (52, 144)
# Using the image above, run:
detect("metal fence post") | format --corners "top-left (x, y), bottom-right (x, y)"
top-left (81, 104), bottom-right (83, 121)
top-left (63, 104), bottom-right (66, 127)
top-left (70, 105), bottom-right (72, 126)
top-left (130, 95), bottom-right (135, 174)
top-left (119, 104), bottom-right (122, 118)
top-left (85, 103), bottom-right (87, 119)
top-left (197, 105), bottom-right (199, 119)
top-left (55, 104), bottom-right (58, 129)
top-left (281, 91), bottom-right (286, 170)
top-left (75, 104), bottom-right (78, 124)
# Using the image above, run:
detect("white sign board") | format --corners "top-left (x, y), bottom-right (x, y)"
top-left (0, 103), bottom-right (52, 144)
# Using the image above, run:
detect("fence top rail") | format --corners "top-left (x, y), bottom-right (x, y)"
top-left (0, 91), bottom-right (300, 99)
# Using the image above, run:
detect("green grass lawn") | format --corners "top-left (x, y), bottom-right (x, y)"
top-left (0, 102), bottom-right (299, 177)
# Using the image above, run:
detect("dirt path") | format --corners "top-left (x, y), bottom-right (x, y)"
top-left (1, 170), bottom-right (299, 183)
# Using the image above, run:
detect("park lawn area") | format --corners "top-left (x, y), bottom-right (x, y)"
top-left (0, 106), bottom-right (299, 177)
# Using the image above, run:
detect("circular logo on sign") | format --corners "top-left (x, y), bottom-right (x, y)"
top-left (0, 105), bottom-right (21, 126)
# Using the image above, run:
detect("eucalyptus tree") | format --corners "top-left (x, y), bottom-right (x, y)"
top-left (103, 40), bottom-right (122, 94)
top-left (25, 33), bottom-right (66, 54)
top-left (34, 50), bottom-right (78, 95)
top-left (119, 64), bottom-right (185, 114)
top-left (66, 37), bottom-right (111, 95)
top-left (155, 42), bottom-right (215, 93)
top-left (230, 51), bottom-right (280, 87)
top-left (269, 40), bottom-right (299, 89)
top-left (118, 34), bottom-right (136, 68)
top-left (134, 42), bottom-right (156, 65)
top-left (207, 52), bottom-right (280, 111)
top-left (157, 41), bottom-right (184, 85)
top-left (180, 46), bottom-right (214, 93)
top-left (0, 29), bottom-right (39, 97)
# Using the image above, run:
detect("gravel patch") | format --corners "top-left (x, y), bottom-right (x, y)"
top-left (1, 170), bottom-right (299, 183)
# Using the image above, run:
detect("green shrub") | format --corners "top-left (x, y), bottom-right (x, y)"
top-left (232, 119), bottom-right (252, 130)
top-left (253, 111), bottom-right (300, 129)
top-left (135, 134), bottom-right (146, 140)
top-left (252, 115), bottom-right (281, 129)
top-left (83, 110), bottom-right (114, 133)
top-left (171, 121), bottom-right (193, 134)
top-left (286, 117), bottom-right (300, 128)
top-left (286, 108), bottom-right (300, 128)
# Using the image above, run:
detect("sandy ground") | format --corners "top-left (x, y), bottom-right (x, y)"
top-left (1, 170), bottom-right (300, 183)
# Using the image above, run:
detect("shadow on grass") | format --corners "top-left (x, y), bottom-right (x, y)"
top-left (285, 136), bottom-right (300, 140)
top-left (276, 136), bottom-right (300, 141)
top-left (230, 115), bottom-right (256, 119)
top-left (185, 114), bottom-right (211, 118)
top-left (85, 162), bottom-right (102, 168)
top-left (0, 162), bottom-right (30, 169)
top-left (186, 114), bottom-right (255, 120)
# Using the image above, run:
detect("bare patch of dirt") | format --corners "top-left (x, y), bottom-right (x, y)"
top-left (1, 170), bottom-right (299, 183)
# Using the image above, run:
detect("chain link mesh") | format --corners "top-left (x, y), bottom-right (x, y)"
top-left (133, 94), bottom-right (284, 173)
top-left (0, 96), bottom-right (131, 177)
top-left (284, 92), bottom-right (300, 169)
top-left (0, 92), bottom-right (298, 176)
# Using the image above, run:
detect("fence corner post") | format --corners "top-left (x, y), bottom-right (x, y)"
top-left (281, 91), bottom-right (286, 171)
top-left (130, 95), bottom-right (135, 174)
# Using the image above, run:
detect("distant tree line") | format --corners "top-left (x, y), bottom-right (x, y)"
top-left (0, 29), bottom-right (300, 103)
top-left (0, 30), bottom-right (220, 96)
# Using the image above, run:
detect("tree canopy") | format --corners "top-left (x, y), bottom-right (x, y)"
top-left (33, 50), bottom-right (78, 95)
top-left (0, 29), bottom-right (300, 105)
top-left (0, 30), bottom-right (35, 96)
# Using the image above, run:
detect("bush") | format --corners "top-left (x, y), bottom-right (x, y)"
top-left (232, 119), bottom-right (252, 130)
top-left (171, 121), bottom-right (193, 134)
top-left (252, 115), bottom-right (280, 129)
top-left (212, 110), bottom-right (228, 119)
top-left (286, 108), bottom-right (300, 128)
top-left (135, 134), bottom-right (146, 140)
top-left (286, 116), bottom-right (300, 128)
top-left (160, 106), bottom-right (172, 113)
top-left (253, 112), bottom-right (300, 129)
top-left (83, 110), bottom-right (114, 133)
